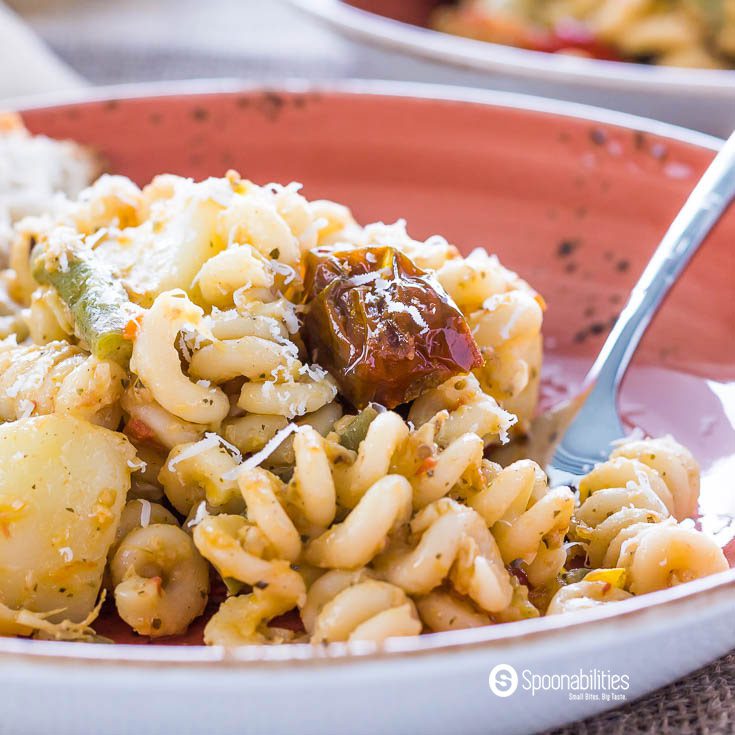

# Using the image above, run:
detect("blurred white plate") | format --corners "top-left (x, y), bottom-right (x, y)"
top-left (289, 0), bottom-right (735, 136)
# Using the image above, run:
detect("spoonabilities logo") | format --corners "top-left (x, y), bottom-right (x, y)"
top-left (488, 664), bottom-right (519, 697)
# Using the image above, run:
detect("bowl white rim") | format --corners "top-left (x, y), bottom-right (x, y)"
top-left (8, 77), bottom-right (723, 150)
top-left (5, 78), bottom-right (732, 667)
top-left (288, 0), bottom-right (735, 95)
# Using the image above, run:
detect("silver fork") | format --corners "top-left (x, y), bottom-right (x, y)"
top-left (547, 130), bottom-right (735, 488)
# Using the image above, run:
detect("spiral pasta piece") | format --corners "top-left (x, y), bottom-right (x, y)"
top-left (435, 249), bottom-right (543, 433)
top-left (216, 190), bottom-right (301, 267)
top-left (202, 288), bottom-right (338, 423)
top-left (571, 439), bottom-right (726, 596)
top-left (287, 426), bottom-right (337, 530)
top-left (331, 411), bottom-right (410, 509)
top-left (194, 243), bottom-right (275, 308)
top-left (547, 580), bottom-right (633, 616)
top-left (408, 373), bottom-right (517, 446)
top-left (415, 589), bottom-right (491, 632)
top-left (110, 499), bottom-right (178, 558)
top-left (0, 338), bottom-right (124, 427)
top-left (130, 290), bottom-right (229, 425)
top-left (469, 291), bottom-right (543, 426)
top-left (377, 498), bottom-right (513, 614)
top-left (203, 585), bottom-right (304, 646)
top-left (237, 371), bottom-right (338, 421)
top-left (304, 475), bottom-right (413, 570)
top-left (193, 468), bottom-right (303, 596)
top-left (391, 413), bottom-right (485, 511)
top-left (302, 569), bottom-right (421, 643)
top-left (610, 435), bottom-right (699, 520)
top-left (122, 384), bottom-right (204, 450)
top-left (190, 295), bottom-right (302, 388)
top-left (159, 434), bottom-right (243, 515)
top-left (110, 524), bottom-right (209, 637)
top-left (209, 308), bottom-right (289, 343)
top-left (194, 514), bottom-right (302, 599)
top-left (574, 455), bottom-right (675, 568)
top-left (188, 336), bottom-right (292, 384)
top-left (468, 460), bottom-right (573, 587)
top-left (195, 469), bottom-right (307, 646)
top-left (617, 524), bottom-right (729, 594)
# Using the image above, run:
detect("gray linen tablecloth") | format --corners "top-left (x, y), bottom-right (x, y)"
top-left (3, 1), bottom-right (734, 732)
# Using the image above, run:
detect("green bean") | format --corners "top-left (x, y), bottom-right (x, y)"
top-left (338, 404), bottom-right (380, 451)
top-left (32, 248), bottom-right (139, 366)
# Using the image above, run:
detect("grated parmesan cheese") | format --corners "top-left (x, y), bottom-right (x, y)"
top-left (299, 362), bottom-right (328, 382)
top-left (17, 399), bottom-right (34, 418)
top-left (127, 457), bottom-right (147, 472)
top-left (386, 300), bottom-right (428, 331)
top-left (496, 408), bottom-right (518, 445)
top-left (269, 259), bottom-right (297, 285)
top-left (222, 422), bottom-right (299, 481)
top-left (281, 305), bottom-right (300, 335)
top-left (167, 434), bottom-right (220, 472)
top-left (138, 498), bottom-right (152, 528)
top-left (84, 227), bottom-right (108, 248)
top-left (207, 432), bottom-right (242, 464)
top-left (350, 271), bottom-right (382, 287)
top-left (186, 500), bottom-right (208, 529)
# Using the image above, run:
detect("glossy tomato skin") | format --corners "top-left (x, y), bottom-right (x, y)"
top-left (303, 246), bottom-right (482, 409)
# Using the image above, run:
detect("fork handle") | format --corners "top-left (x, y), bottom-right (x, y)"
top-left (587, 130), bottom-right (735, 391)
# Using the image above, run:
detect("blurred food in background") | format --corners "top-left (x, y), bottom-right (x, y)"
top-left (433, 0), bottom-right (735, 68)
top-left (0, 113), bottom-right (100, 264)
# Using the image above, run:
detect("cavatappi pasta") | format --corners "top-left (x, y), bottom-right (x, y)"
top-left (0, 167), bottom-right (727, 646)
top-left (433, 0), bottom-right (735, 69)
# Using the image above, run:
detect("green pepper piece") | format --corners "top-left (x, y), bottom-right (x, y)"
top-left (338, 404), bottom-right (381, 451)
top-left (32, 248), bottom-right (140, 366)
top-left (222, 577), bottom-right (246, 597)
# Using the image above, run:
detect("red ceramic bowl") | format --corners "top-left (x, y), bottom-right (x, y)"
top-left (20, 81), bottom-right (734, 481)
top-left (5, 81), bottom-right (735, 735)
top-left (19, 82), bottom-right (735, 554)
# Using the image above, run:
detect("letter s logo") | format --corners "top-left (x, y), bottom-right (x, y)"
top-left (488, 664), bottom-right (519, 697)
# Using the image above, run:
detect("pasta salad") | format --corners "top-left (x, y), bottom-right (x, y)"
top-left (0, 159), bottom-right (728, 646)
top-left (432, 0), bottom-right (735, 69)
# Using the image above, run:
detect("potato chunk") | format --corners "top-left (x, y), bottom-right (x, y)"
top-left (0, 415), bottom-right (135, 622)
top-left (95, 189), bottom-right (223, 306)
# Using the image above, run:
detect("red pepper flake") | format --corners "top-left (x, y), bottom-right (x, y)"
top-left (126, 418), bottom-right (156, 444)
top-left (601, 582), bottom-right (612, 594)
top-left (123, 314), bottom-right (144, 342)
top-left (417, 456), bottom-right (438, 476)
top-left (270, 608), bottom-right (305, 633)
top-left (508, 559), bottom-right (531, 588)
